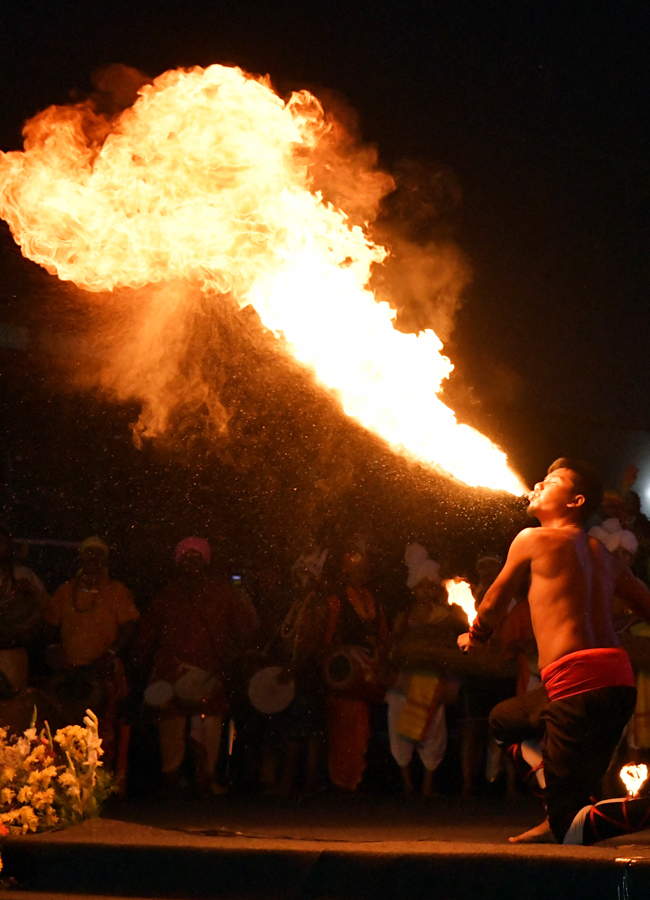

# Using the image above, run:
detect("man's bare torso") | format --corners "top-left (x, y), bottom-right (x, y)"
top-left (526, 526), bottom-right (619, 669)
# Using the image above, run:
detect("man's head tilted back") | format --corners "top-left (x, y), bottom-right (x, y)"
top-left (528, 458), bottom-right (603, 525)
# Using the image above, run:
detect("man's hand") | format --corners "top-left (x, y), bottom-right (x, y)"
top-left (457, 632), bottom-right (488, 653)
top-left (457, 632), bottom-right (476, 654)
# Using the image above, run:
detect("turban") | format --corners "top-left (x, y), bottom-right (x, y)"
top-left (79, 536), bottom-right (109, 556)
top-left (174, 537), bottom-right (211, 566)
top-left (589, 519), bottom-right (638, 556)
top-left (292, 549), bottom-right (328, 578)
top-left (477, 553), bottom-right (502, 568)
top-left (404, 542), bottom-right (441, 590)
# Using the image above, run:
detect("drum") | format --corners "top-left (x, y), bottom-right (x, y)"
top-left (324, 648), bottom-right (358, 692)
top-left (174, 666), bottom-right (217, 704)
top-left (143, 666), bottom-right (217, 708)
top-left (391, 634), bottom-right (517, 679)
top-left (324, 646), bottom-right (386, 701)
top-left (143, 680), bottom-right (174, 707)
top-left (247, 666), bottom-right (296, 715)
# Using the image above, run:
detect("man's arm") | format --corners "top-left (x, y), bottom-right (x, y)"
top-left (458, 529), bottom-right (535, 652)
top-left (614, 557), bottom-right (650, 623)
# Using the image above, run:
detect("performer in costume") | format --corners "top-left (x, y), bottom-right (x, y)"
top-left (325, 550), bottom-right (388, 792)
top-left (458, 459), bottom-right (650, 845)
top-left (387, 543), bottom-right (465, 796)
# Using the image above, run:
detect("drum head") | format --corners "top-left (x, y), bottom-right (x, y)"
top-left (247, 666), bottom-right (295, 714)
top-left (174, 667), bottom-right (217, 703)
top-left (144, 680), bottom-right (174, 707)
top-left (325, 650), bottom-right (355, 690)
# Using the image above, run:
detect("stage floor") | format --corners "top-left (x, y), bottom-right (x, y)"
top-left (4, 794), bottom-right (650, 899)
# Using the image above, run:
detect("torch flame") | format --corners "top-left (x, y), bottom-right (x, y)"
top-left (444, 578), bottom-right (477, 625)
top-left (620, 764), bottom-right (648, 798)
top-left (0, 64), bottom-right (525, 494)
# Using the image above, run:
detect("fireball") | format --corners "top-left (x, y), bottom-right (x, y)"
top-left (0, 64), bottom-right (524, 494)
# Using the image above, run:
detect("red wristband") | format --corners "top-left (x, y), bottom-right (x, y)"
top-left (469, 614), bottom-right (493, 645)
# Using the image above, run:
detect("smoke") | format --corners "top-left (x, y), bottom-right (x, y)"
top-left (371, 159), bottom-right (472, 343)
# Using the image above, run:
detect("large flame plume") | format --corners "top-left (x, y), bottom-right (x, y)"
top-left (0, 64), bottom-right (523, 493)
top-left (620, 764), bottom-right (648, 798)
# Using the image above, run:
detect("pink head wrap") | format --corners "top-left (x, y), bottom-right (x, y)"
top-left (174, 537), bottom-right (211, 566)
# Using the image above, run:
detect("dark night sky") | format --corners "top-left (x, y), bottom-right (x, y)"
top-left (2, 0), bottom-right (650, 493)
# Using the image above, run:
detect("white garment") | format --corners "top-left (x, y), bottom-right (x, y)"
top-left (386, 689), bottom-right (447, 772)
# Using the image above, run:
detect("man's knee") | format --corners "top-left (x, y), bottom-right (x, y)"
top-left (488, 698), bottom-right (514, 743)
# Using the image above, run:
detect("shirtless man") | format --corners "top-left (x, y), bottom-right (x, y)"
top-left (458, 458), bottom-right (650, 845)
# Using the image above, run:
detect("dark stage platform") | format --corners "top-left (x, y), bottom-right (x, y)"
top-left (3, 794), bottom-right (650, 900)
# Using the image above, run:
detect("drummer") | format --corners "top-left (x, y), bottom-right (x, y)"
top-left (387, 543), bottom-right (466, 796)
top-left (269, 549), bottom-right (330, 795)
top-left (133, 537), bottom-right (257, 795)
top-left (324, 548), bottom-right (388, 792)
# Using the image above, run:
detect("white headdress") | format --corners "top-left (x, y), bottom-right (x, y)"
top-left (292, 549), bottom-right (328, 578)
top-left (588, 518), bottom-right (638, 556)
top-left (404, 542), bottom-right (441, 590)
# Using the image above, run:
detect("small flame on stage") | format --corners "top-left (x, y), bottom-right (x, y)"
top-left (445, 578), bottom-right (477, 625)
top-left (620, 764), bottom-right (648, 797)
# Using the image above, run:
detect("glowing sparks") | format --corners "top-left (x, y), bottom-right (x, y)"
top-left (620, 764), bottom-right (648, 798)
top-left (445, 578), bottom-right (477, 625)
top-left (0, 64), bottom-right (525, 494)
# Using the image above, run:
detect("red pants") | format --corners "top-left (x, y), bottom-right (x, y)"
top-left (328, 697), bottom-right (370, 791)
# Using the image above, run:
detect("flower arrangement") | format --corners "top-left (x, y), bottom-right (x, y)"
top-left (0, 709), bottom-right (115, 841)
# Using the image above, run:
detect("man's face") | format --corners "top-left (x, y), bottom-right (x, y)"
top-left (527, 468), bottom-right (584, 520)
top-left (177, 549), bottom-right (208, 579)
top-left (345, 553), bottom-right (370, 589)
top-left (412, 576), bottom-right (442, 604)
top-left (292, 566), bottom-right (316, 592)
top-left (615, 546), bottom-right (636, 567)
top-left (79, 548), bottom-right (108, 579)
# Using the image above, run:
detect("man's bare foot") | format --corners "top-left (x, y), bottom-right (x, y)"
top-left (509, 818), bottom-right (557, 844)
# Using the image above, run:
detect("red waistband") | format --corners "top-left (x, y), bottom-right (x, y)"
top-left (540, 647), bottom-right (635, 702)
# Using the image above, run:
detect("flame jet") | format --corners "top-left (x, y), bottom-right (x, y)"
top-left (0, 64), bottom-right (524, 494)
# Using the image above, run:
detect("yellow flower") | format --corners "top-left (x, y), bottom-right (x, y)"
top-left (1, 810), bottom-right (20, 823)
top-left (31, 788), bottom-right (55, 810)
top-left (28, 764), bottom-right (57, 787)
top-left (17, 805), bottom-right (38, 832)
top-left (17, 786), bottom-right (34, 804)
top-left (25, 745), bottom-right (46, 766)
top-left (0, 788), bottom-right (15, 805)
top-left (41, 809), bottom-right (59, 828)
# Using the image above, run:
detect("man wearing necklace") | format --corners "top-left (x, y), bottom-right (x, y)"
top-left (458, 459), bottom-right (650, 845)
top-left (324, 549), bottom-right (388, 792)
top-left (45, 536), bottom-right (139, 754)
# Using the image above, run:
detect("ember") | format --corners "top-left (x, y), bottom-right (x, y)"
top-left (620, 764), bottom-right (648, 797)
top-left (445, 578), bottom-right (477, 625)
top-left (0, 64), bottom-right (524, 493)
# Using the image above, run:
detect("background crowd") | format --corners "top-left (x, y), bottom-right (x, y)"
top-left (0, 480), bottom-right (649, 802)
